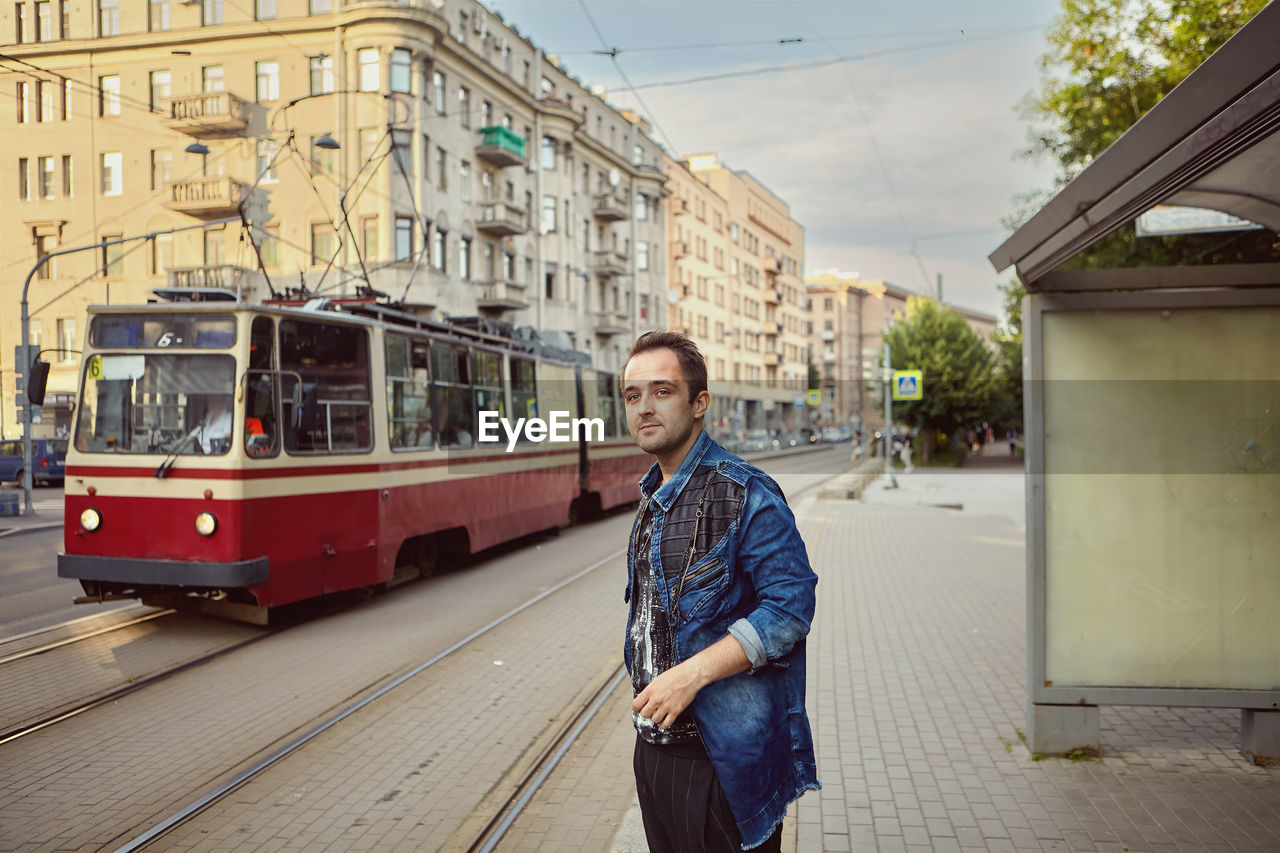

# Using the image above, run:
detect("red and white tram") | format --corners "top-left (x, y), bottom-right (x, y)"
top-left (57, 299), bottom-right (647, 622)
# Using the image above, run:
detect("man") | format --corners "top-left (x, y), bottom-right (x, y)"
top-left (194, 394), bottom-right (233, 454)
top-left (621, 330), bottom-right (819, 852)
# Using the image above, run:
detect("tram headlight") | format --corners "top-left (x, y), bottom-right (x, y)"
top-left (194, 512), bottom-right (218, 537)
top-left (80, 508), bottom-right (102, 532)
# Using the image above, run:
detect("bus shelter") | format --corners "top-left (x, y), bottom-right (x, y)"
top-left (989, 6), bottom-right (1280, 761)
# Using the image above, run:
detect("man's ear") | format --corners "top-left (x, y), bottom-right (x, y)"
top-left (693, 390), bottom-right (710, 420)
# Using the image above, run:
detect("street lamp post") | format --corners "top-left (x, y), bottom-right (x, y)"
top-left (16, 217), bottom-right (238, 515)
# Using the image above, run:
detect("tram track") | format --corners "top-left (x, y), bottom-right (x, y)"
top-left (0, 607), bottom-right (176, 666)
top-left (105, 452), bottom-right (853, 851)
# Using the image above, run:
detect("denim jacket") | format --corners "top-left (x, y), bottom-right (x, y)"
top-left (624, 429), bottom-right (820, 849)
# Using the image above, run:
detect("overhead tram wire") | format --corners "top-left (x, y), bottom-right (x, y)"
top-left (574, 0), bottom-right (680, 159)
top-left (625, 26), bottom-right (1043, 91)
top-left (0, 52), bottom-right (194, 125)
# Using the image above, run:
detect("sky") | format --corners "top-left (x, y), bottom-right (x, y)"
top-left (486, 0), bottom-right (1065, 319)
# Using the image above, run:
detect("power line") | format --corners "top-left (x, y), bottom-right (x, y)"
top-left (627, 26), bottom-right (1043, 91)
top-left (558, 25), bottom-right (1043, 56)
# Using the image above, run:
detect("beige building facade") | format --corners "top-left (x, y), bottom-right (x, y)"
top-left (1, 0), bottom-right (667, 438)
top-left (805, 269), bottom-right (997, 433)
top-left (665, 152), bottom-right (809, 439)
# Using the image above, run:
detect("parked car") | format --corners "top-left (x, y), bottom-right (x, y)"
top-left (744, 429), bottom-right (770, 452)
top-left (0, 438), bottom-right (68, 486)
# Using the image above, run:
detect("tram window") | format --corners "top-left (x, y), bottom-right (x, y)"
top-left (510, 357), bottom-right (536, 421)
top-left (473, 351), bottom-right (504, 445)
top-left (74, 353), bottom-right (235, 455)
top-left (387, 334), bottom-right (432, 450)
top-left (430, 343), bottom-right (474, 448)
top-left (90, 314), bottom-right (236, 349)
top-left (279, 319), bottom-right (372, 453)
top-left (596, 373), bottom-right (620, 438)
top-left (244, 316), bottom-right (279, 458)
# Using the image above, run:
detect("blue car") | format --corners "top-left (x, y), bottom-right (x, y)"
top-left (0, 438), bottom-right (67, 486)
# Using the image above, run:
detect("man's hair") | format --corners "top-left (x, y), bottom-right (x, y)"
top-left (622, 330), bottom-right (708, 402)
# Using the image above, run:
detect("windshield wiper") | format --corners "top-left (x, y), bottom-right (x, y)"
top-left (154, 430), bottom-right (197, 478)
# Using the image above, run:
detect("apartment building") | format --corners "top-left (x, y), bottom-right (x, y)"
top-left (0, 0), bottom-right (667, 438)
top-left (805, 269), bottom-right (997, 431)
top-left (667, 152), bottom-right (808, 437)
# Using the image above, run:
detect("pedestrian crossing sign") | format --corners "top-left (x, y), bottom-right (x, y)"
top-left (891, 370), bottom-right (923, 401)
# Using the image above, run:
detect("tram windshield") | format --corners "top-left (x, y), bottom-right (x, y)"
top-left (74, 353), bottom-right (236, 455)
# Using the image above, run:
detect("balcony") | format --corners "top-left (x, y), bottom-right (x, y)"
top-left (476, 279), bottom-right (529, 311)
top-left (673, 198), bottom-right (689, 216)
top-left (764, 351), bottom-right (781, 367)
top-left (763, 256), bottom-right (781, 275)
top-left (590, 248), bottom-right (627, 277)
top-left (764, 288), bottom-right (782, 305)
top-left (764, 320), bottom-right (783, 336)
top-left (594, 311), bottom-right (630, 336)
top-left (164, 92), bottom-right (251, 137)
top-left (165, 177), bottom-right (251, 218)
top-left (673, 240), bottom-right (689, 259)
top-left (593, 192), bottom-right (628, 221)
top-left (821, 329), bottom-right (836, 342)
top-left (167, 264), bottom-right (252, 291)
top-left (475, 200), bottom-right (527, 236)
top-left (475, 126), bottom-right (526, 168)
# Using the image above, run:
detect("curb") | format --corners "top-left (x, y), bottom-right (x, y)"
top-left (0, 522), bottom-right (63, 539)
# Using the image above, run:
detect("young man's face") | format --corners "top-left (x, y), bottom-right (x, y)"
top-left (622, 347), bottom-right (709, 459)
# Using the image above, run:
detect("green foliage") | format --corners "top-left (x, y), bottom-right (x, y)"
top-left (886, 297), bottom-right (993, 451)
top-left (1019, 0), bottom-right (1275, 268)
top-left (989, 279), bottom-right (1026, 432)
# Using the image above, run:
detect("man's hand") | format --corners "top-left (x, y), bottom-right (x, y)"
top-left (632, 635), bottom-right (751, 729)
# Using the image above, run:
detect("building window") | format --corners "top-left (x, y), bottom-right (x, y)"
top-left (458, 86), bottom-right (470, 128)
top-left (431, 228), bottom-right (446, 272)
top-left (255, 60), bottom-right (278, 102)
top-left (637, 241), bottom-right (649, 271)
top-left (635, 192), bottom-right (648, 221)
top-left (309, 132), bottom-right (336, 174)
top-left (98, 0), bottom-right (118, 35)
top-left (540, 195), bottom-right (556, 233)
top-left (16, 81), bottom-right (28, 123)
top-left (62, 154), bottom-right (72, 196)
top-left (435, 147), bottom-right (446, 191)
top-left (99, 75), bottom-right (120, 116)
top-left (36, 0), bottom-right (55, 40)
top-left (256, 138), bottom-right (279, 183)
top-left (459, 159), bottom-right (470, 202)
top-left (202, 228), bottom-right (222, 265)
top-left (359, 127), bottom-right (379, 165)
top-left (540, 76), bottom-right (552, 98)
top-left (362, 216), bottom-right (378, 261)
top-left (57, 318), bottom-right (77, 362)
top-left (309, 55), bottom-right (334, 95)
top-left (38, 80), bottom-right (53, 121)
top-left (394, 216), bottom-right (413, 262)
top-left (390, 129), bottom-right (409, 177)
top-left (101, 239), bottom-right (124, 278)
top-left (311, 222), bottom-right (337, 265)
top-left (358, 48), bottom-right (379, 92)
top-left (149, 70), bottom-right (170, 111)
top-left (254, 0), bottom-right (273, 19)
top-left (459, 235), bottom-right (471, 280)
top-left (432, 70), bottom-right (445, 114)
top-left (148, 0), bottom-right (168, 31)
top-left (202, 65), bottom-right (224, 93)
top-left (257, 225), bottom-right (277, 267)
top-left (99, 151), bottom-right (121, 196)
top-left (456, 10), bottom-right (466, 43)
top-left (18, 158), bottom-right (29, 200)
top-left (15, 2), bottom-right (28, 42)
top-left (309, 0), bottom-right (330, 11)
top-left (202, 0), bottom-right (221, 25)
top-left (540, 136), bottom-right (555, 171)
top-left (480, 99), bottom-right (492, 127)
top-left (390, 48), bottom-right (411, 93)
top-left (544, 263), bottom-right (555, 300)
top-left (149, 149), bottom-right (170, 191)
top-left (37, 156), bottom-right (54, 199)
top-left (502, 44), bottom-right (511, 74)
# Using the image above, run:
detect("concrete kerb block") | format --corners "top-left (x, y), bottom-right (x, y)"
top-left (1241, 709), bottom-right (1280, 766)
top-left (1027, 703), bottom-right (1100, 757)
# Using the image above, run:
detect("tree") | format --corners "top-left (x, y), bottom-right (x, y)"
top-left (1018, 0), bottom-right (1276, 267)
top-left (989, 279), bottom-right (1026, 434)
top-left (885, 297), bottom-right (993, 463)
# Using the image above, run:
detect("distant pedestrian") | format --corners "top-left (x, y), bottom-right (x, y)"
top-left (900, 433), bottom-right (914, 472)
top-left (621, 330), bottom-right (820, 852)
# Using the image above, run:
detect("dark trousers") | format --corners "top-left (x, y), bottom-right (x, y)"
top-left (632, 734), bottom-right (782, 853)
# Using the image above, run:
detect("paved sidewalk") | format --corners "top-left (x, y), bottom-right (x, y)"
top-left (794, 470), bottom-right (1280, 852)
top-left (0, 487), bottom-right (63, 538)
